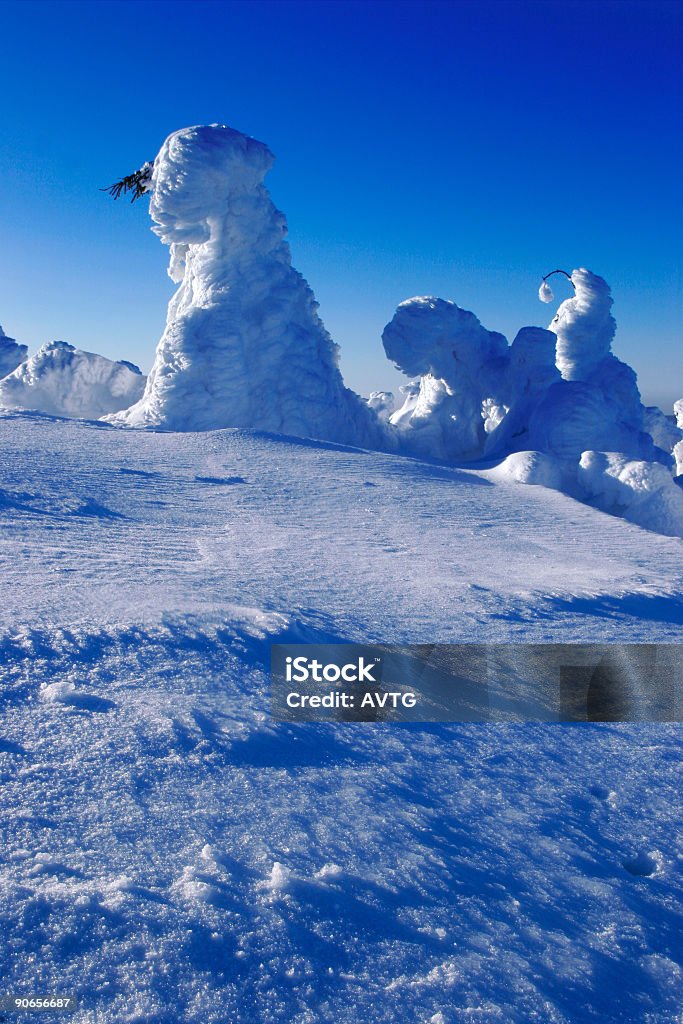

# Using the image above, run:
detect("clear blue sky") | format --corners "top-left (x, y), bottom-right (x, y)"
top-left (1, 0), bottom-right (681, 408)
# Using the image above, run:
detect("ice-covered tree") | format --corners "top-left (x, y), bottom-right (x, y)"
top-left (106, 124), bottom-right (382, 446)
top-left (382, 297), bottom-right (509, 461)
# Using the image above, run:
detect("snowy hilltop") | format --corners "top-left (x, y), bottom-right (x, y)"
top-left (0, 340), bottom-right (146, 420)
top-left (1, 413), bottom-right (683, 1024)
top-left (107, 125), bottom-right (382, 447)
top-left (0, 324), bottom-right (28, 379)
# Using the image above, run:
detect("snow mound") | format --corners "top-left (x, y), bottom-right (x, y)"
top-left (578, 451), bottom-right (683, 537)
top-left (0, 341), bottom-right (146, 419)
top-left (488, 451), bottom-right (564, 489)
top-left (109, 124), bottom-right (381, 447)
top-left (0, 324), bottom-right (28, 379)
top-left (383, 297), bottom-right (508, 460)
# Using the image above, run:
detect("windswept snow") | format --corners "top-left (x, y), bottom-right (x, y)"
top-left (0, 414), bottom-right (682, 1024)
top-left (108, 125), bottom-right (381, 446)
top-left (0, 324), bottom-right (28, 379)
top-left (578, 451), bottom-right (683, 538)
top-left (0, 341), bottom-right (145, 419)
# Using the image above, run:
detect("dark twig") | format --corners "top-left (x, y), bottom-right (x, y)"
top-left (100, 161), bottom-right (154, 202)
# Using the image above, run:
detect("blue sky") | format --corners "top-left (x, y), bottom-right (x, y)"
top-left (0, 0), bottom-right (681, 408)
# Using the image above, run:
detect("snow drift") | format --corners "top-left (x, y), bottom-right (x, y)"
top-left (109, 124), bottom-right (381, 446)
top-left (0, 341), bottom-right (146, 419)
top-left (578, 451), bottom-right (683, 538)
top-left (0, 324), bottom-right (28, 379)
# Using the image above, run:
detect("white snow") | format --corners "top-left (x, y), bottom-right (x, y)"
top-left (485, 450), bottom-right (565, 489)
top-left (1, 413), bottom-right (682, 1023)
top-left (643, 405), bottom-right (683, 458)
top-left (0, 323), bottom-right (28, 379)
top-left (108, 125), bottom-right (381, 447)
top-left (673, 400), bottom-right (683, 477)
top-left (383, 297), bottom-right (508, 461)
top-left (550, 268), bottom-right (615, 381)
top-left (538, 279), bottom-right (554, 303)
top-left (0, 340), bottom-right (146, 419)
top-left (578, 450), bottom-right (683, 538)
top-left (379, 266), bottom-right (678, 535)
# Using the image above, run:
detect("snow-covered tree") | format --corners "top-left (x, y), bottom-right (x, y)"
top-left (107, 124), bottom-right (382, 447)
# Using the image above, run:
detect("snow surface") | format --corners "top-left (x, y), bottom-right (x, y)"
top-left (1, 412), bottom-right (682, 1023)
top-left (0, 324), bottom-right (28, 379)
top-left (578, 451), bottom-right (683, 539)
top-left (0, 341), bottom-right (145, 419)
top-left (108, 125), bottom-right (381, 447)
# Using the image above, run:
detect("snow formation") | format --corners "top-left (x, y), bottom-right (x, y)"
top-left (381, 268), bottom-right (683, 535)
top-left (0, 324), bottom-right (28, 379)
top-left (644, 405), bottom-right (683, 459)
top-left (578, 451), bottom-right (683, 538)
top-left (673, 400), bottom-right (683, 477)
top-left (382, 297), bottom-right (509, 461)
top-left (550, 267), bottom-right (616, 381)
top-left (0, 340), bottom-right (146, 419)
top-left (110, 125), bottom-right (381, 446)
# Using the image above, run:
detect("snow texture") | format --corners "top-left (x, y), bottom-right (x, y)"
top-left (672, 401), bottom-right (683, 477)
top-left (550, 268), bottom-right (615, 381)
top-left (0, 323), bottom-right (28, 379)
top-left (675, 399), bottom-right (683, 431)
top-left (382, 297), bottom-right (508, 461)
top-left (0, 341), bottom-right (145, 419)
top-left (643, 405), bottom-right (683, 459)
top-left (485, 326), bottom-right (560, 456)
top-left (538, 279), bottom-right (554, 303)
top-left (486, 449), bottom-right (565, 490)
top-left (1, 413), bottom-right (682, 1024)
top-left (109, 125), bottom-right (381, 447)
top-left (578, 450), bottom-right (683, 538)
